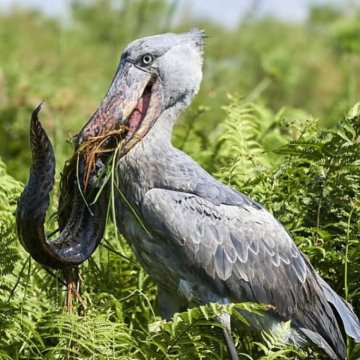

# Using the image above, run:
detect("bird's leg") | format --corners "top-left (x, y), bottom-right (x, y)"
top-left (217, 313), bottom-right (239, 360)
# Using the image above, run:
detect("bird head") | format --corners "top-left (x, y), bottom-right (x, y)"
top-left (77, 29), bottom-right (205, 148)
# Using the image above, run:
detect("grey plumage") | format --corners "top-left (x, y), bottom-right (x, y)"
top-left (116, 128), bottom-right (347, 358)
top-left (79, 29), bottom-right (360, 359)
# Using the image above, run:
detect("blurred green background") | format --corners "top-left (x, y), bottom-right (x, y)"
top-left (0, 1), bottom-right (360, 359)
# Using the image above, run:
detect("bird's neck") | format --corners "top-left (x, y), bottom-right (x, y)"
top-left (147, 94), bottom-right (193, 143)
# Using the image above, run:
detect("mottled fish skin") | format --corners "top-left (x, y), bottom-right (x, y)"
top-left (16, 103), bottom-right (108, 269)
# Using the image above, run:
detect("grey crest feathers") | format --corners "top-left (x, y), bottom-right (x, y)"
top-left (124, 28), bottom-right (206, 57)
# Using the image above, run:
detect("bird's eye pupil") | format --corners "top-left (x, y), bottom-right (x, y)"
top-left (142, 54), bottom-right (153, 65)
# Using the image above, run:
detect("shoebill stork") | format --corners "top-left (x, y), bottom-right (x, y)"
top-left (17, 30), bottom-right (360, 359)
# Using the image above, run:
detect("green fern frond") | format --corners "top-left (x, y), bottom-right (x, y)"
top-left (0, 158), bottom-right (23, 277)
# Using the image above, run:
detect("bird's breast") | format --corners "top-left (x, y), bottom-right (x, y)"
top-left (115, 203), bottom-right (179, 292)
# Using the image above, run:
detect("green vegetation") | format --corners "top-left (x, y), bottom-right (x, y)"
top-left (0, 1), bottom-right (359, 358)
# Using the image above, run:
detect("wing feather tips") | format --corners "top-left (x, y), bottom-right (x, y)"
top-left (214, 245), bottom-right (232, 281)
top-left (299, 327), bottom-right (344, 360)
top-left (229, 231), bottom-right (249, 263)
top-left (318, 276), bottom-right (360, 342)
top-left (232, 260), bottom-right (249, 282)
top-left (194, 243), bottom-right (213, 268)
top-left (291, 253), bottom-right (307, 284)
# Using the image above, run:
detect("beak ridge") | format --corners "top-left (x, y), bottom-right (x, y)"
top-left (77, 62), bottom-right (152, 146)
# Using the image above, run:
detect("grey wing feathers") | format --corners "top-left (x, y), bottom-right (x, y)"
top-left (298, 328), bottom-right (339, 360)
top-left (141, 188), bottom-right (351, 358)
top-left (317, 276), bottom-right (360, 341)
top-left (141, 188), bottom-right (307, 305)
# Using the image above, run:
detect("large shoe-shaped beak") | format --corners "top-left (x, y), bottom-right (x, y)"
top-left (77, 60), bottom-right (163, 154)
top-left (16, 104), bottom-right (108, 269)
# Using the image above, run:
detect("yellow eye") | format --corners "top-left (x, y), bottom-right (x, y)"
top-left (142, 54), bottom-right (153, 65)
